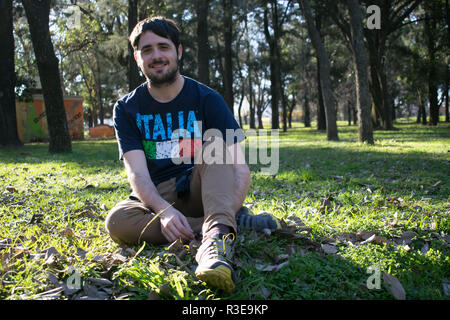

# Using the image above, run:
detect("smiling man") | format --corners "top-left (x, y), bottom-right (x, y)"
top-left (105, 16), bottom-right (280, 292)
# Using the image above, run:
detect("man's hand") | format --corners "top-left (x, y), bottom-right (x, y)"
top-left (159, 207), bottom-right (194, 243)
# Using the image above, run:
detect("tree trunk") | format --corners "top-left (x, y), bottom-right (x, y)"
top-left (445, 60), bottom-right (449, 122)
top-left (299, 0), bottom-right (338, 140)
top-left (197, 0), bottom-right (210, 86)
top-left (446, 0), bottom-right (450, 122)
top-left (316, 53), bottom-right (326, 130)
top-left (128, 0), bottom-right (142, 91)
top-left (347, 0), bottom-right (373, 144)
top-left (418, 88), bottom-right (427, 125)
top-left (237, 89), bottom-right (245, 128)
top-left (347, 101), bottom-right (352, 126)
top-left (0, 0), bottom-right (22, 146)
top-left (303, 92), bottom-right (311, 127)
top-left (281, 84), bottom-right (288, 132)
top-left (257, 103), bottom-right (264, 129)
top-left (222, 0), bottom-right (234, 113)
top-left (288, 95), bottom-right (295, 128)
top-left (22, 0), bottom-right (71, 153)
top-left (95, 52), bottom-right (104, 125)
top-left (425, 5), bottom-right (439, 126)
top-left (263, 1), bottom-right (280, 130)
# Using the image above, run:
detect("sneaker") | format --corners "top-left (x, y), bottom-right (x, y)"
top-left (235, 206), bottom-right (281, 232)
top-left (195, 233), bottom-right (235, 292)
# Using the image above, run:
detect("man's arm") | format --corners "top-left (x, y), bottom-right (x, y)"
top-left (122, 150), bottom-right (194, 242)
top-left (227, 142), bottom-right (251, 213)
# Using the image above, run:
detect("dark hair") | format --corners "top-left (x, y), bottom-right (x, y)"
top-left (129, 16), bottom-right (180, 51)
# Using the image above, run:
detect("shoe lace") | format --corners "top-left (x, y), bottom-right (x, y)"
top-left (208, 233), bottom-right (234, 258)
top-left (221, 233), bottom-right (235, 253)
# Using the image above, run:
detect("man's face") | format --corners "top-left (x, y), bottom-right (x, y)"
top-left (134, 31), bottom-right (182, 86)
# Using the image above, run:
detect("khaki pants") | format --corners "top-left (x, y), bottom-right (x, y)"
top-left (105, 159), bottom-right (237, 245)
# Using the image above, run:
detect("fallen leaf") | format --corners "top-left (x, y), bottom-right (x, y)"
top-left (357, 231), bottom-right (376, 241)
top-left (111, 253), bottom-right (127, 265)
top-left (285, 215), bottom-right (312, 232)
top-left (321, 243), bottom-right (338, 254)
top-left (359, 234), bottom-right (376, 245)
top-left (255, 261), bottom-right (289, 272)
top-left (6, 187), bottom-right (18, 193)
top-left (47, 272), bottom-right (60, 286)
top-left (286, 244), bottom-right (308, 256)
top-left (260, 286), bottom-right (271, 299)
top-left (400, 231), bottom-right (417, 245)
top-left (60, 228), bottom-right (74, 237)
top-left (373, 236), bottom-right (391, 245)
top-left (147, 290), bottom-right (161, 300)
top-left (116, 292), bottom-right (136, 300)
top-left (442, 280), bottom-right (450, 297)
top-left (35, 286), bottom-right (64, 299)
top-left (431, 181), bottom-right (442, 189)
top-left (383, 273), bottom-right (406, 300)
top-left (86, 277), bottom-right (113, 287)
top-left (43, 247), bottom-right (61, 266)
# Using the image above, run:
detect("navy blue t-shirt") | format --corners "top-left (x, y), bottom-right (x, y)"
top-left (113, 76), bottom-right (243, 186)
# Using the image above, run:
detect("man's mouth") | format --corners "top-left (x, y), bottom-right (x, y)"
top-left (149, 61), bottom-right (168, 70)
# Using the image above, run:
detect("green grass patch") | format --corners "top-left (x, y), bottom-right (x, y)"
top-left (0, 120), bottom-right (449, 300)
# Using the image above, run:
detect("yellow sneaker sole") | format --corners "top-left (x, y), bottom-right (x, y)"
top-left (195, 265), bottom-right (235, 293)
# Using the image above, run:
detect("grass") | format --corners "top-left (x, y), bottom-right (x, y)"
top-left (0, 118), bottom-right (449, 300)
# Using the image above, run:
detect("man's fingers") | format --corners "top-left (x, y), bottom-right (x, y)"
top-left (172, 217), bottom-right (194, 240)
top-left (162, 227), bottom-right (176, 243)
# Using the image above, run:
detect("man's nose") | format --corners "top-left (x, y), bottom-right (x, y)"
top-left (151, 48), bottom-right (163, 60)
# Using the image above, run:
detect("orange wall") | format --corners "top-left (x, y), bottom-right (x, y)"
top-left (16, 96), bottom-right (84, 143)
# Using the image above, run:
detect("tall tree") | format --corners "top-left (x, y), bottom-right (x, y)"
top-left (222, 0), bottom-right (234, 112)
top-left (424, 0), bottom-right (441, 126)
top-left (314, 11), bottom-right (326, 131)
top-left (196, 0), bottom-right (210, 86)
top-left (128, 0), bottom-right (141, 91)
top-left (22, 0), bottom-right (71, 153)
top-left (446, 0), bottom-right (450, 122)
top-left (346, 0), bottom-right (374, 144)
top-left (363, 0), bottom-right (421, 129)
top-left (263, 0), bottom-right (282, 130)
top-left (0, 0), bottom-right (22, 146)
top-left (299, 0), bottom-right (339, 140)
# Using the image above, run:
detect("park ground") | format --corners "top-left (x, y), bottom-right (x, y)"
top-left (0, 118), bottom-right (449, 300)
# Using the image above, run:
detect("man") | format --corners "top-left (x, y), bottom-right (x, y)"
top-left (105, 16), bottom-right (279, 292)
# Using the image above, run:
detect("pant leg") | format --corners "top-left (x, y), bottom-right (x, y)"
top-left (106, 140), bottom-right (239, 245)
top-left (176, 140), bottom-right (237, 235)
top-left (105, 179), bottom-right (204, 246)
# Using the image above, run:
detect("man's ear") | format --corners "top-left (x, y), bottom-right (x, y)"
top-left (133, 51), bottom-right (139, 63)
top-left (177, 44), bottom-right (183, 61)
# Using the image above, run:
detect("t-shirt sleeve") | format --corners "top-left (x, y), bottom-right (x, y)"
top-left (203, 92), bottom-right (246, 146)
top-left (113, 100), bottom-right (143, 160)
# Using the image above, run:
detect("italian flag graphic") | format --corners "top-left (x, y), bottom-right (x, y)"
top-left (142, 139), bottom-right (202, 160)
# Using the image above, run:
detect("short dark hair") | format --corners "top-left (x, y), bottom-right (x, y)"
top-left (129, 16), bottom-right (180, 51)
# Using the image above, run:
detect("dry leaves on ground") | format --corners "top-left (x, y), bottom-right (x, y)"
top-left (383, 272), bottom-right (406, 300)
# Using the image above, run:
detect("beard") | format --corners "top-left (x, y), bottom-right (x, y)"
top-left (143, 58), bottom-right (179, 87)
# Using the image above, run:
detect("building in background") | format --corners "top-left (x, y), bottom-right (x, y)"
top-left (15, 77), bottom-right (84, 143)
